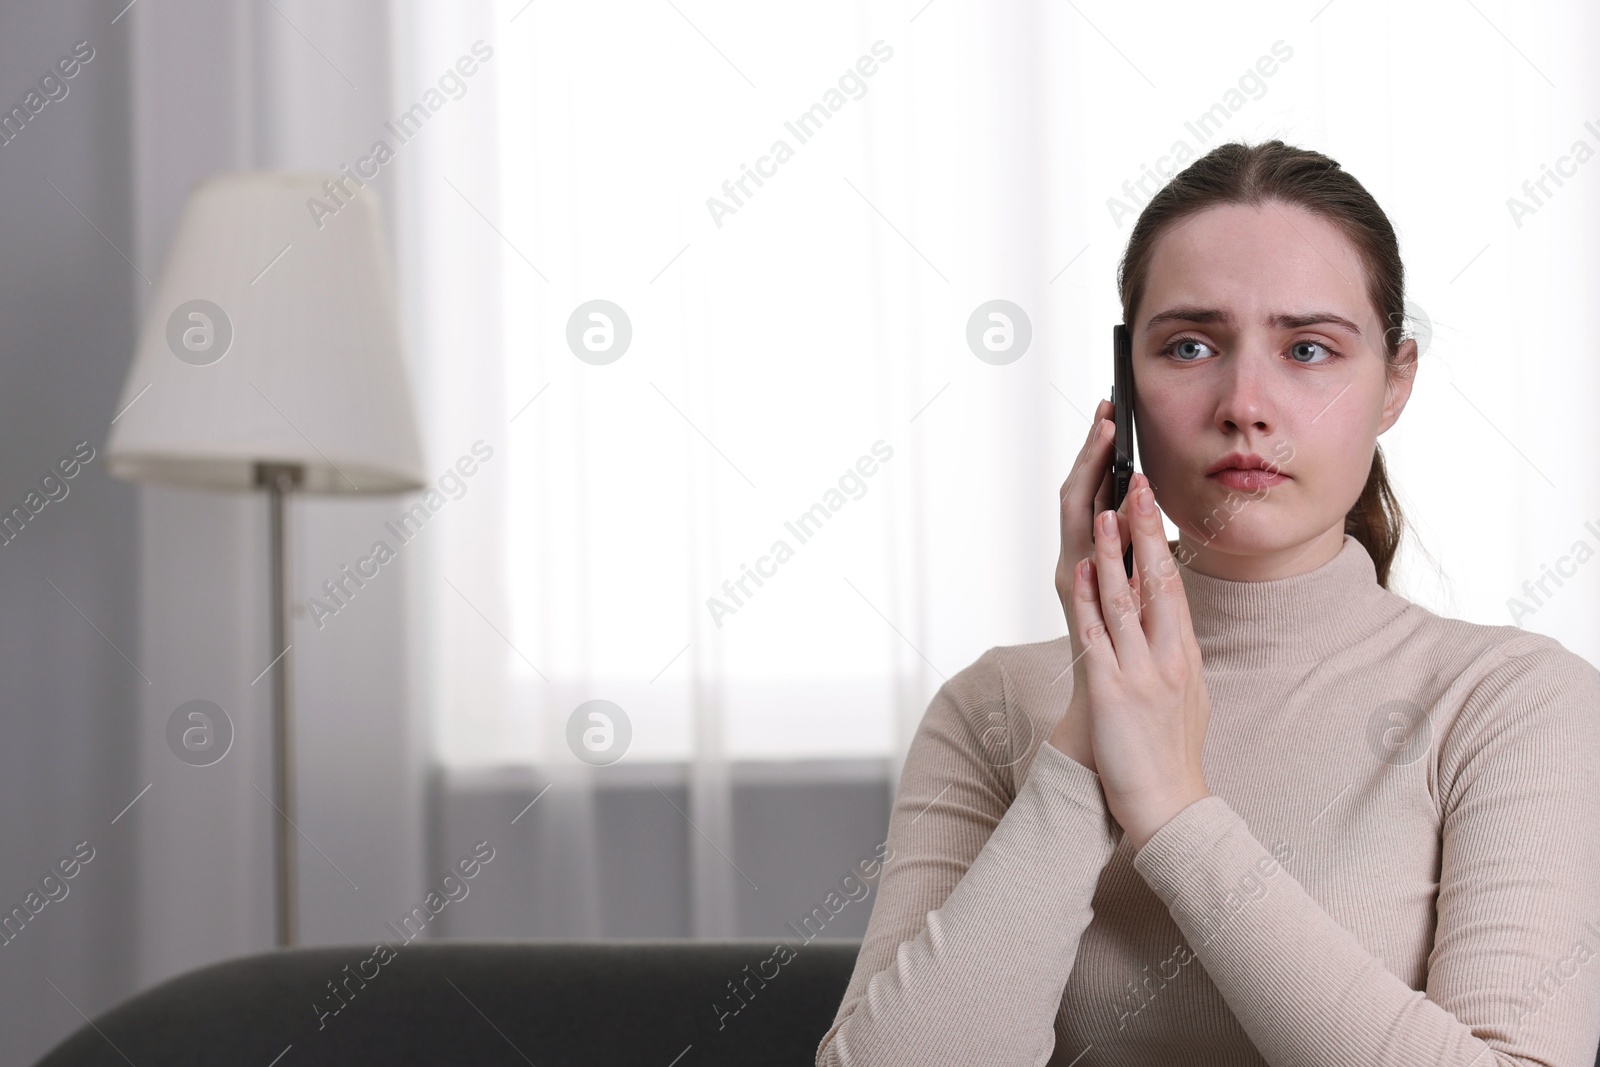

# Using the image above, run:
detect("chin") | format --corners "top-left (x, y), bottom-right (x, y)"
top-left (1173, 511), bottom-right (1294, 555)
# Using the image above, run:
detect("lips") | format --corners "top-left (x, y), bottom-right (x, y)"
top-left (1205, 451), bottom-right (1289, 492)
top-left (1204, 451), bottom-right (1285, 477)
top-left (1209, 467), bottom-right (1288, 492)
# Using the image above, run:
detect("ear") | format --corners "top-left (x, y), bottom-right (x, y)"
top-left (1378, 337), bottom-right (1418, 434)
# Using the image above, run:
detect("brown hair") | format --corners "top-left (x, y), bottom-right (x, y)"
top-left (1116, 138), bottom-right (1413, 587)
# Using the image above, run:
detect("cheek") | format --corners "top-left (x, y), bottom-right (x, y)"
top-left (1290, 393), bottom-right (1383, 487)
top-left (1132, 392), bottom-right (1200, 478)
top-left (1318, 432), bottom-right (1378, 497)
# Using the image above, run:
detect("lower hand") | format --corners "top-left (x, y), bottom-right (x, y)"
top-left (1069, 471), bottom-right (1212, 851)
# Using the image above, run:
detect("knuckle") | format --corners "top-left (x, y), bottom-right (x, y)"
top-left (1149, 567), bottom-right (1180, 596)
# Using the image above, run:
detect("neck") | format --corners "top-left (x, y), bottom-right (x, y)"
top-left (1171, 533), bottom-right (1403, 668)
top-left (1172, 527), bottom-right (1347, 582)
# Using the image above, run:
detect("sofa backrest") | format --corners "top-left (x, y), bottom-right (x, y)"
top-left (32, 938), bottom-right (862, 1066)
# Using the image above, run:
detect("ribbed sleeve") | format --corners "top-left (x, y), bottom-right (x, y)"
top-left (1130, 637), bottom-right (1600, 1067)
top-left (814, 648), bottom-right (1122, 1067)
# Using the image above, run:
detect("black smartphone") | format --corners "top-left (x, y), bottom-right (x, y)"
top-left (1109, 324), bottom-right (1135, 578)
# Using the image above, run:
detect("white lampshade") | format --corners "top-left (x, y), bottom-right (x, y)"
top-left (106, 171), bottom-right (427, 493)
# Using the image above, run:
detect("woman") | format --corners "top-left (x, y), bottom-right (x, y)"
top-left (814, 140), bottom-right (1600, 1067)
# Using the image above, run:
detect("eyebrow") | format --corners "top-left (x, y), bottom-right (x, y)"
top-left (1142, 306), bottom-right (1364, 338)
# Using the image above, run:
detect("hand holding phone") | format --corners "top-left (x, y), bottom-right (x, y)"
top-left (1051, 379), bottom-right (1140, 770)
top-left (1051, 395), bottom-right (1118, 770)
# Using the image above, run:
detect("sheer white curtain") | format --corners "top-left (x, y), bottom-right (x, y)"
top-left (393, 0), bottom-right (1600, 935)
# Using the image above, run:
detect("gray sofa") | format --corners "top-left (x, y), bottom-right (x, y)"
top-left (31, 938), bottom-right (861, 1066)
top-left (33, 938), bottom-right (1600, 1066)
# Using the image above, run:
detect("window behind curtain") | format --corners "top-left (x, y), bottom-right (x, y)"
top-left (394, 0), bottom-right (1598, 772)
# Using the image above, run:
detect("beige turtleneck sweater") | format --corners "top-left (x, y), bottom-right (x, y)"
top-left (814, 534), bottom-right (1600, 1067)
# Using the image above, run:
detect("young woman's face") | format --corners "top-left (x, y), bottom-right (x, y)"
top-left (1131, 201), bottom-right (1417, 579)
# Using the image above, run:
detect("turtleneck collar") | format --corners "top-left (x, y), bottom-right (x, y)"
top-left (1171, 533), bottom-right (1404, 668)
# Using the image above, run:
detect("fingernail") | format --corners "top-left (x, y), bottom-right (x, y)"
top-left (1099, 510), bottom-right (1114, 534)
top-left (1137, 486), bottom-right (1154, 514)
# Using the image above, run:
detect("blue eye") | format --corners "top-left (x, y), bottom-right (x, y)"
top-left (1160, 336), bottom-right (1214, 361)
top-left (1289, 340), bottom-right (1335, 364)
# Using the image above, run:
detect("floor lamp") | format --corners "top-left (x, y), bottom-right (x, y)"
top-left (105, 172), bottom-right (427, 947)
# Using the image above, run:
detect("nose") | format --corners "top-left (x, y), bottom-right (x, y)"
top-left (1212, 342), bottom-right (1276, 436)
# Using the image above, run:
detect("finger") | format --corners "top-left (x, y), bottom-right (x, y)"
top-left (1091, 458), bottom-right (1113, 519)
top-left (1113, 481), bottom-right (1139, 598)
top-left (1061, 403), bottom-right (1116, 571)
top-left (1127, 473), bottom-right (1181, 651)
top-left (1058, 403), bottom-right (1111, 601)
top-left (1062, 401), bottom-right (1115, 508)
top-left (1070, 556), bottom-right (1113, 682)
top-left (1062, 399), bottom-right (1112, 491)
top-left (1092, 507), bottom-right (1150, 670)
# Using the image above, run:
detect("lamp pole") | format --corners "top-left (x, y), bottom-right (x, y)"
top-left (257, 461), bottom-right (304, 947)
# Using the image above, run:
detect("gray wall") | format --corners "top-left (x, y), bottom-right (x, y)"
top-left (434, 761), bottom-right (891, 942)
top-left (0, 2), bottom-right (140, 1064)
